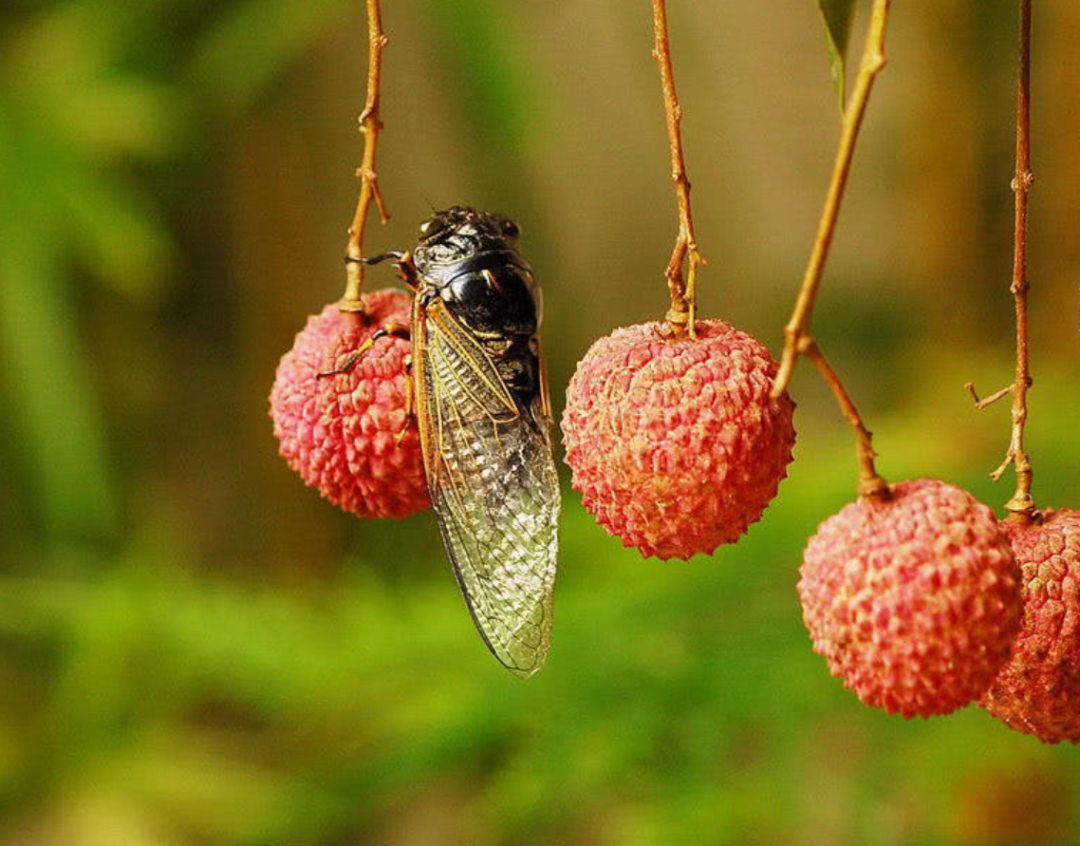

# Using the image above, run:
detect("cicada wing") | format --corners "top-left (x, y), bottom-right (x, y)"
top-left (414, 300), bottom-right (559, 677)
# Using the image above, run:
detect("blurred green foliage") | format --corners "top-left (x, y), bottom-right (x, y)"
top-left (1, 1), bottom-right (1079, 844)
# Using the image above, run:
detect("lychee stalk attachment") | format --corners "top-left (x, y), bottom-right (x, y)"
top-left (651, 0), bottom-right (704, 339)
top-left (801, 340), bottom-right (888, 500)
top-left (770, 0), bottom-right (893, 500)
top-left (341, 0), bottom-right (390, 314)
top-left (964, 0), bottom-right (1036, 525)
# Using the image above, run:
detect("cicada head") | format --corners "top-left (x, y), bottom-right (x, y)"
top-left (415, 206), bottom-right (521, 267)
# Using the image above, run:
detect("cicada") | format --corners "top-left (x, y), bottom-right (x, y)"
top-left (362, 206), bottom-right (560, 677)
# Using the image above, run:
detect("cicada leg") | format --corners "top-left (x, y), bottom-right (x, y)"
top-left (354, 250), bottom-right (406, 266)
top-left (355, 249), bottom-right (421, 292)
top-left (317, 323), bottom-right (411, 377)
top-left (394, 353), bottom-right (414, 445)
top-left (331, 250), bottom-right (421, 438)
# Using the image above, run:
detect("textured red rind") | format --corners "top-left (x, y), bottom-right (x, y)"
top-left (269, 290), bottom-right (430, 519)
top-left (561, 320), bottom-right (796, 560)
top-left (798, 479), bottom-right (1022, 718)
top-left (981, 509), bottom-right (1080, 743)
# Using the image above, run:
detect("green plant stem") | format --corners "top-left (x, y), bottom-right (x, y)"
top-left (651, 0), bottom-right (703, 339)
top-left (769, 0), bottom-right (892, 499)
top-left (771, 0), bottom-right (891, 396)
top-left (341, 0), bottom-right (390, 313)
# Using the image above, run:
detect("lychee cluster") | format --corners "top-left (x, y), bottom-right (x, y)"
top-left (980, 509), bottom-right (1080, 743)
top-left (269, 290), bottom-right (429, 519)
top-left (561, 320), bottom-right (796, 560)
top-left (798, 479), bottom-right (1023, 717)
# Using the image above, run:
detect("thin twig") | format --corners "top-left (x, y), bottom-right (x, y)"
top-left (803, 340), bottom-right (889, 500)
top-left (652, 0), bottom-right (704, 339)
top-left (771, 0), bottom-right (892, 397)
top-left (965, 381), bottom-right (1014, 409)
top-left (965, 0), bottom-right (1035, 522)
top-left (341, 0), bottom-right (390, 313)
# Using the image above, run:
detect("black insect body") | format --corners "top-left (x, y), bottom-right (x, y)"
top-left (368, 206), bottom-right (559, 676)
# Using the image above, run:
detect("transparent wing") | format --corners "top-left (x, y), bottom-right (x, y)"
top-left (415, 301), bottom-right (559, 677)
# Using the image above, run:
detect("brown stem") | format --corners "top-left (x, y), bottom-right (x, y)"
top-left (1006, 0), bottom-right (1035, 521)
top-left (652, 0), bottom-right (704, 339)
top-left (964, 0), bottom-right (1035, 523)
top-left (341, 0), bottom-right (390, 314)
top-left (803, 340), bottom-right (889, 501)
top-left (771, 0), bottom-right (892, 397)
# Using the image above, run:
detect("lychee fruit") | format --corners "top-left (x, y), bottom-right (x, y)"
top-left (798, 479), bottom-right (1022, 717)
top-left (980, 508), bottom-right (1080, 743)
top-left (269, 290), bottom-right (429, 519)
top-left (561, 319), bottom-right (796, 560)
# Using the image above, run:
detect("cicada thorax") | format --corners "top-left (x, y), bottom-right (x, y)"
top-left (414, 210), bottom-right (545, 422)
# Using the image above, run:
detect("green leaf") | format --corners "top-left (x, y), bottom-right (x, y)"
top-left (817, 0), bottom-right (858, 107)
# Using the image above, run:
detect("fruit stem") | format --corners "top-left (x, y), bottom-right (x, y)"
top-left (968, 0), bottom-right (1036, 524)
top-left (341, 0), bottom-right (390, 315)
top-left (651, 0), bottom-right (704, 339)
top-left (771, 0), bottom-right (892, 397)
top-left (1005, 0), bottom-right (1035, 523)
top-left (803, 340), bottom-right (889, 501)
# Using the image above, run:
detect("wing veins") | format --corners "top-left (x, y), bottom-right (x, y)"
top-left (417, 298), bottom-right (557, 676)
top-left (426, 305), bottom-right (519, 416)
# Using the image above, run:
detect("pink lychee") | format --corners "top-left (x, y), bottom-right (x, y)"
top-left (561, 319), bottom-right (796, 560)
top-left (269, 290), bottom-right (429, 519)
top-left (798, 479), bottom-right (1022, 717)
top-left (980, 509), bottom-right (1080, 743)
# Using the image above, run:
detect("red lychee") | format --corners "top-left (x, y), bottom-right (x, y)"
top-left (798, 479), bottom-right (1022, 717)
top-left (980, 509), bottom-right (1080, 743)
top-left (561, 319), bottom-right (796, 560)
top-left (269, 290), bottom-right (429, 519)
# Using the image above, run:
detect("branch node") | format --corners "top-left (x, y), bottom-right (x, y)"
top-left (337, 297), bottom-right (368, 315)
top-left (1011, 170), bottom-right (1034, 193)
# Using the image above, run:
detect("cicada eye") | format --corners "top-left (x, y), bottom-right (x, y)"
top-left (502, 220), bottom-right (520, 240)
top-left (419, 218), bottom-right (447, 239)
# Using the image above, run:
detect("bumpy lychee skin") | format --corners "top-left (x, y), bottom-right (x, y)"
top-left (798, 479), bottom-right (1022, 718)
top-left (269, 290), bottom-right (430, 519)
top-left (980, 509), bottom-right (1080, 744)
top-left (561, 320), bottom-right (796, 560)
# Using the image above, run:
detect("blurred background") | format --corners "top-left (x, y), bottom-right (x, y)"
top-left (2, 0), bottom-right (1079, 843)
